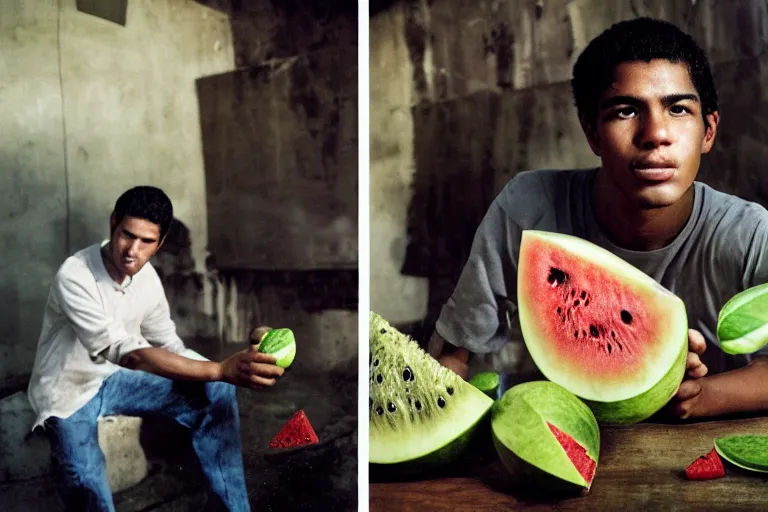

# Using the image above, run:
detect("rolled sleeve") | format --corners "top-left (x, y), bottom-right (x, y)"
top-left (54, 272), bottom-right (151, 364)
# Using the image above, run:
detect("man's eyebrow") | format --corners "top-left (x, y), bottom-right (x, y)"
top-left (599, 93), bottom-right (700, 109)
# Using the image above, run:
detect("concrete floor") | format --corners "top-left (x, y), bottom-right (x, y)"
top-left (0, 343), bottom-right (358, 512)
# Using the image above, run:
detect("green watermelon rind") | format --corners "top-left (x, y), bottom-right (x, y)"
top-left (582, 336), bottom-right (687, 424)
top-left (517, 230), bottom-right (688, 423)
top-left (714, 435), bottom-right (768, 473)
top-left (491, 381), bottom-right (600, 490)
top-left (258, 328), bottom-right (296, 368)
top-left (469, 372), bottom-right (500, 399)
top-left (717, 283), bottom-right (768, 355)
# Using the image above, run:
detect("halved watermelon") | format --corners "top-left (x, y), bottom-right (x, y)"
top-left (517, 230), bottom-right (688, 424)
top-left (268, 410), bottom-right (319, 450)
top-left (369, 312), bottom-right (494, 474)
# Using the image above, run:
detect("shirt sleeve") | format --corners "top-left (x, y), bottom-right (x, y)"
top-left (140, 272), bottom-right (187, 355)
top-left (434, 198), bottom-right (521, 355)
top-left (54, 269), bottom-right (151, 364)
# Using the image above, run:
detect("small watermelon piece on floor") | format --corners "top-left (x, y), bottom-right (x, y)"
top-left (685, 448), bottom-right (725, 480)
top-left (268, 410), bottom-right (319, 450)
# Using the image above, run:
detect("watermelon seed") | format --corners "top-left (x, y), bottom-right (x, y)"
top-left (437, 397), bottom-right (446, 408)
top-left (374, 359), bottom-right (379, 366)
top-left (402, 367), bottom-right (413, 381)
top-left (380, 328), bottom-right (386, 334)
top-left (447, 386), bottom-right (454, 395)
top-left (376, 406), bottom-right (384, 415)
top-left (415, 400), bottom-right (422, 411)
top-left (582, 330), bottom-right (587, 338)
top-left (585, 299), bottom-right (589, 306)
top-left (557, 307), bottom-right (562, 314)
top-left (607, 344), bottom-right (613, 354)
top-left (571, 289), bottom-right (576, 298)
top-left (621, 310), bottom-right (633, 324)
top-left (574, 299), bottom-right (580, 306)
top-left (611, 331), bottom-right (616, 337)
top-left (547, 267), bottom-right (567, 286)
top-left (387, 402), bottom-right (396, 413)
top-left (574, 331), bottom-right (578, 338)
top-left (376, 374), bottom-right (383, 384)
top-left (581, 291), bottom-right (587, 299)
top-left (590, 325), bottom-right (599, 337)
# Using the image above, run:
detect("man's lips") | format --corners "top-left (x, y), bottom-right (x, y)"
top-left (632, 158), bottom-right (677, 182)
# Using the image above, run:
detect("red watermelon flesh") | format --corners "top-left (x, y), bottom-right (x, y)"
top-left (547, 422), bottom-right (597, 485)
top-left (685, 448), bottom-right (725, 480)
top-left (268, 410), bottom-right (320, 450)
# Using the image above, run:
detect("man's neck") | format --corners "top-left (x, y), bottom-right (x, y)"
top-left (100, 243), bottom-right (127, 284)
top-left (591, 171), bottom-right (695, 252)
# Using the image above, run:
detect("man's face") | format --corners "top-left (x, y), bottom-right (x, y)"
top-left (585, 59), bottom-right (719, 209)
top-left (108, 215), bottom-right (163, 278)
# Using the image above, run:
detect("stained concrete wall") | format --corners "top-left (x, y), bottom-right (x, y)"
top-left (0, 0), bottom-right (234, 389)
top-left (370, 0), bottom-right (768, 338)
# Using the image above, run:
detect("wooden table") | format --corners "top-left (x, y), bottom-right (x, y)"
top-left (370, 417), bottom-right (768, 511)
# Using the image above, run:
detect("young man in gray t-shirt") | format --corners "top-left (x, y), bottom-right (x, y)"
top-left (429, 18), bottom-right (768, 421)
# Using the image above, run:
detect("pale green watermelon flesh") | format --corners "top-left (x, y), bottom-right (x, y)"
top-left (517, 230), bottom-right (687, 418)
top-left (717, 283), bottom-right (768, 355)
top-left (491, 381), bottom-right (599, 490)
top-left (715, 435), bottom-right (768, 473)
top-left (369, 312), bottom-right (494, 467)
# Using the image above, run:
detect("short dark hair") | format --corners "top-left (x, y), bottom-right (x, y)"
top-left (113, 186), bottom-right (174, 239)
top-left (571, 17), bottom-right (718, 130)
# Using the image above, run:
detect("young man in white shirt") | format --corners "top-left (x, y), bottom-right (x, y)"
top-left (28, 186), bottom-right (281, 511)
top-left (429, 18), bottom-right (768, 420)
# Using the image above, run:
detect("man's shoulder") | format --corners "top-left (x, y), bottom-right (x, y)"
top-left (697, 182), bottom-right (768, 230)
top-left (494, 168), bottom-right (593, 219)
top-left (55, 244), bottom-right (100, 283)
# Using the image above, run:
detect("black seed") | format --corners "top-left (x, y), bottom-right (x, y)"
top-left (387, 402), bottom-right (396, 413)
top-left (582, 330), bottom-right (587, 338)
top-left (581, 291), bottom-right (587, 299)
top-left (557, 307), bottom-right (562, 315)
top-left (548, 267), bottom-right (567, 286)
top-left (447, 386), bottom-right (454, 396)
top-left (415, 400), bottom-right (422, 411)
top-left (590, 325), bottom-right (599, 337)
top-left (402, 367), bottom-right (413, 381)
top-left (376, 406), bottom-right (384, 415)
top-left (574, 331), bottom-right (579, 338)
top-left (571, 289), bottom-right (576, 298)
top-left (611, 331), bottom-right (616, 338)
top-left (437, 397), bottom-right (446, 408)
top-left (574, 300), bottom-right (580, 306)
top-left (607, 344), bottom-right (613, 354)
top-left (405, 388), bottom-right (409, 393)
top-left (621, 310), bottom-right (633, 324)
top-left (376, 374), bottom-right (383, 384)
top-left (585, 299), bottom-right (589, 306)
top-left (380, 328), bottom-right (386, 334)
top-left (373, 359), bottom-right (379, 366)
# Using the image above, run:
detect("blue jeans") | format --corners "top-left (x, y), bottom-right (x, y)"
top-left (44, 369), bottom-right (250, 512)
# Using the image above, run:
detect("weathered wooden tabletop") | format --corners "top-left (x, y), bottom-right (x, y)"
top-left (369, 417), bottom-right (768, 511)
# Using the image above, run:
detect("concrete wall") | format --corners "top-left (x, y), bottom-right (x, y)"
top-left (370, 0), bottom-right (768, 339)
top-left (0, 0), bottom-right (234, 388)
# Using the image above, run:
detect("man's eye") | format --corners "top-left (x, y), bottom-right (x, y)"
top-left (616, 107), bottom-right (636, 119)
top-left (670, 105), bottom-right (689, 115)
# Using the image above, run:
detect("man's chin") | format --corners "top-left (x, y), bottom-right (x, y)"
top-left (626, 182), bottom-right (689, 210)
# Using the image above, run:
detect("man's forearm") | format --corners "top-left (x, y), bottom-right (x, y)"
top-left (699, 356), bottom-right (768, 417)
top-left (120, 347), bottom-right (222, 382)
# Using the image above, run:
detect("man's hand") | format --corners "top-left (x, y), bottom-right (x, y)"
top-left (218, 348), bottom-right (284, 389)
top-left (664, 329), bottom-right (709, 419)
top-left (685, 328), bottom-right (708, 379)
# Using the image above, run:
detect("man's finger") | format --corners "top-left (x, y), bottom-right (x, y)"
top-left (246, 362), bottom-right (284, 378)
top-left (676, 379), bottom-right (702, 401)
top-left (687, 362), bottom-right (708, 379)
top-left (246, 351), bottom-right (278, 365)
top-left (250, 375), bottom-right (277, 388)
top-left (688, 329), bottom-right (707, 355)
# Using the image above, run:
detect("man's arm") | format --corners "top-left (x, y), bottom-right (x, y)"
top-left (675, 356), bottom-right (768, 419)
top-left (427, 330), bottom-right (470, 380)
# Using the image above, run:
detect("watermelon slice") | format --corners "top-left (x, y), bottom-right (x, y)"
top-left (685, 448), bottom-right (725, 480)
top-left (268, 410), bottom-right (319, 450)
top-left (714, 435), bottom-right (768, 473)
top-left (517, 230), bottom-right (688, 424)
top-left (492, 381), bottom-right (600, 492)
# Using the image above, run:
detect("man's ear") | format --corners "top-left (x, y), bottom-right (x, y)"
top-left (580, 115), bottom-right (601, 157)
top-left (701, 110), bottom-right (720, 154)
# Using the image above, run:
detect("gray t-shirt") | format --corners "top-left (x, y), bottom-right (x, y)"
top-left (434, 168), bottom-right (768, 378)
